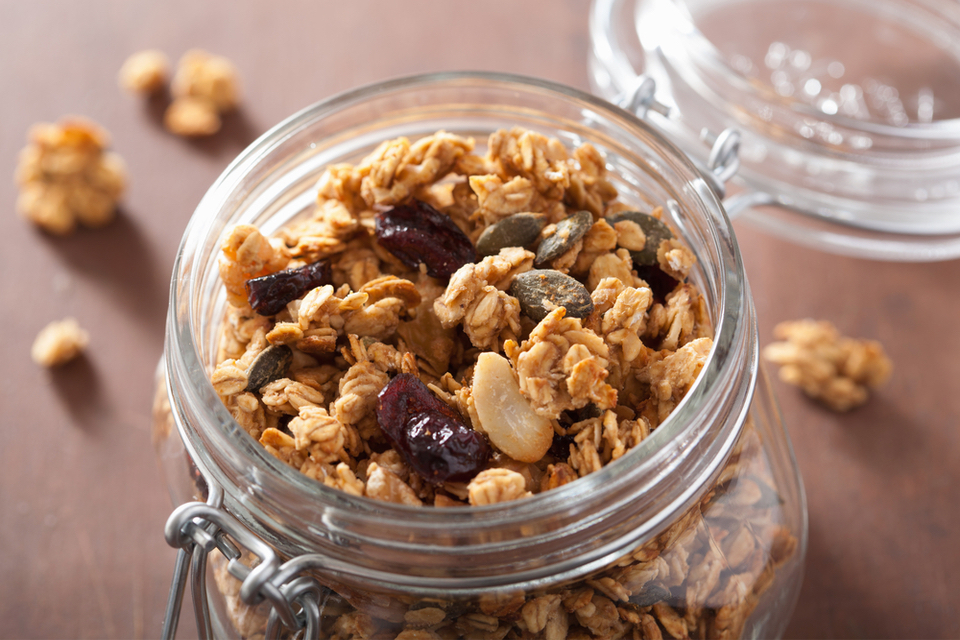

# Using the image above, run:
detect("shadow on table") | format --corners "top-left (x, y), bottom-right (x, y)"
top-left (140, 89), bottom-right (261, 156)
top-left (40, 209), bottom-right (168, 343)
top-left (48, 355), bottom-right (108, 431)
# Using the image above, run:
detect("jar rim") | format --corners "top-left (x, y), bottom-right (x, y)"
top-left (165, 71), bottom-right (755, 585)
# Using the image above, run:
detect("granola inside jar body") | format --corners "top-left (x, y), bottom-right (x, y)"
top-left (153, 73), bottom-right (807, 639)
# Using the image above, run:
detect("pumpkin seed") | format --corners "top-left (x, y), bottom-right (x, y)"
top-left (245, 344), bottom-right (293, 391)
top-left (607, 210), bottom-right (674, 266)
top-left (476, 213), bottom-right (546, 257)
top-left (534, 210), bottom-right (593, 266)
top-left (510, 269), bottom-right (594, 322)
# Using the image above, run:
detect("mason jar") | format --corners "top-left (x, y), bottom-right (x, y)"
top-left (152, 72), bottom-right (807, 640)
top-left (589, 0), bottom-right (960, 261)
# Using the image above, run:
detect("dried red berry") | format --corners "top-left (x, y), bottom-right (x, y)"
top-left (375, 199), bottom-right (476, 279)
top-left (245, 259), bottom-right (332, 316)
top-left (376, 373), bottom-right (490, 484)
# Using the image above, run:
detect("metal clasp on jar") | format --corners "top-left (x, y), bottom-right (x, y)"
top-left (161, 471), bottom-right (327, 640)
top-left (616, 75), bottom-right (741, 201)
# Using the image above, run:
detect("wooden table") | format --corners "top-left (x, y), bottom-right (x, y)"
top-left (1, 2), bottom-right (957, 638)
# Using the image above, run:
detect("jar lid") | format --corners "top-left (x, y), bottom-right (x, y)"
top-left (590, 0), bottom-right (960, 260)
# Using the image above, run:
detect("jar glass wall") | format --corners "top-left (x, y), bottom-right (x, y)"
top-left (153, 72), bottom-right (807, 639)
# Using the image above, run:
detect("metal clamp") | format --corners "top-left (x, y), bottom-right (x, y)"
top-left (161, 478), bottom-right (327, 640)
top-left (616, 75), bottom-right (742, 200)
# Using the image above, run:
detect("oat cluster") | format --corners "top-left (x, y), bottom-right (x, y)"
top-left (165, 50), bottom-right (240, 137)
top-left (31, 318), bottom-right (89, 367)
top-left (15, 118), bottom-right (127, 235)
top-left (763, 319), bottom-right (892, 411)
top-left (118, 49), bottom-right (170, 95)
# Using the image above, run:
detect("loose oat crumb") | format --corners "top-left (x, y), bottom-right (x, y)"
top-left (763, 319), bottom-right (892, 411)
top-left (118, 49), bottom-right (169, 95)
top-left (15, 117), bottom-right (127, 234)
top-left (31, 318), bottom-right (89, 367)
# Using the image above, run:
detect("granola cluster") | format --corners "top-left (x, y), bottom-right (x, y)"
top-left (119, 48), bottom-right (241, 137)
top-left (31, 317), bottom-right (89, 367)
top-left (165, 49), bottom-right (241, 137)
top-left (15, 117), bottom-right (127, 234)
top-left (118, 49), bottom-right (170, 95)
top-left (762, 319), bottom-right (892, 411)
top-left (204, 128), bottom-right (797, 638)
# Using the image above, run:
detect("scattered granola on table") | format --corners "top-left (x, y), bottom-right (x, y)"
top-left (204, 127), bottom-right (798, 639)
top-left (164, 49), bottom-right (240, 137)
top-left (15, 117), bottom-right (127, 234)
top-left (763, 319), bottom-right (892, 411)
top-left (31, 318), bottom-right (89, 367)
top-left (118, 49), bottom-right (170, 95)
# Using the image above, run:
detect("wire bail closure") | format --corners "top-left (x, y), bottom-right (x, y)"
top-left (616, 74), bottom-right (742, 202)
top-left (160, 473), bottom-right (328, 640)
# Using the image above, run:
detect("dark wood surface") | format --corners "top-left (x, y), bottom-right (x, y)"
top-left (1, 2), bottom-right (957, 638)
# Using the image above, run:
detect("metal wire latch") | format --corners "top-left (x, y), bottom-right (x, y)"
top-left (161, 480), bottom-right (328, 640)
top-left (616, 75), bottom-right (742, 201)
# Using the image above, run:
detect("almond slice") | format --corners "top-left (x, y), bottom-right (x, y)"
top-left (473, 352), bottom-right (553, 463)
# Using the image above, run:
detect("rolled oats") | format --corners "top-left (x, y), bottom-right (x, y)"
top-left (203, 127), bottom-right (798, 639)
top-left (763, 318), bottom-right (892, 411)
top-left (15, 118), bottom-right (127, 234)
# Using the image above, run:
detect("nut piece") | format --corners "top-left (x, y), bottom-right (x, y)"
top-left (15, 118), bottom-right (127, 234)
top-left (472, 352), bottom-right (554, 463)
top-left (32, 318), bottom-right (89, 367)
top-left (118, 49), bottom-right (169, 94)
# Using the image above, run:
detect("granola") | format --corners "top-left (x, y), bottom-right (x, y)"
top-left (118, 49), bottom-right (169, 95)
top-left (15, 117), bottom-right (127, 234)
top-left (762, 319), bottom-right (892, 411)
top-left (165, 49), bottom-right (240, 137)
top-left (202, 128), bottom-right (799, 639)
top-left (31, 317), bottom-right (89, 367)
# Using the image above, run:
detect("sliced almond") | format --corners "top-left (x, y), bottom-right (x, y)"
top-left (473, 352), bottom-right (553, 463)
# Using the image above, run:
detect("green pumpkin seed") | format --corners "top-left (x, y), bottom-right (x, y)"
top-left (510, 269), bottom-right (594, 322)
top-left (534, 210), bottom-right (593, 266)
top-left (476, 213), bottom-right (546, 257)
top-left (607, 210), bottom-right (674, 266)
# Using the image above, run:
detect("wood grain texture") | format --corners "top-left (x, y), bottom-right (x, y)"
top-left (0, 2), bottom-right (957, 638)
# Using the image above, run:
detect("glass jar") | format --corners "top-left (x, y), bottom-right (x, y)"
top-left (152, 72), bottom-right (807, 640)
top-left (589, 0), bottom-right (960, 261)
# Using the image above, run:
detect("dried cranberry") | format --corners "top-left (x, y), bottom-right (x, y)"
top-left (634, 264), bottom-right (679, 304)
top-left (245, 259), bottom-right (332, 316)
top-left (375, 199), bottom-right (476, 279)
top-left (376, 373), bottom-right (490, 484)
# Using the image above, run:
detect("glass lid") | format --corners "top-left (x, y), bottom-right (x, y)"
top-left (589, 0), bottom-right (960, 261)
